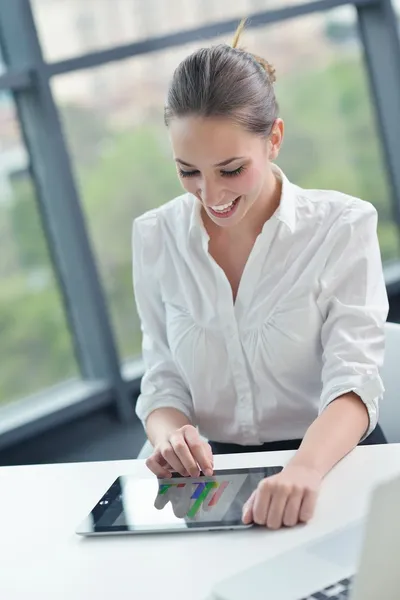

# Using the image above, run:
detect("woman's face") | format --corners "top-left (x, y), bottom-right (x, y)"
top-left (169, 115), bottom-right (283, 229)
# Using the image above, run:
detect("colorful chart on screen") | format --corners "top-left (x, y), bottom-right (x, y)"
top-left (155, 475), bottom-right (246, 521)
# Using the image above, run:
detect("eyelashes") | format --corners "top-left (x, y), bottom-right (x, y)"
top-left (178, 169), bottom-right (197, 178)
top-left (178, 165), bottom-right (245, 178)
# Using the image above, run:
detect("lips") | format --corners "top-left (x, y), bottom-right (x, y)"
top-left (211, 199), bottom-right (236, 213)
top-left (208, 196), bottom-right (241, 219)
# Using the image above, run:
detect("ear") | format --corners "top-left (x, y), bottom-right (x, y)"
top-left (268, 118), bottom-right (284, 160)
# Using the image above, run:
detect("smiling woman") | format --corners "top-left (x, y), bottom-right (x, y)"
top-left (169, 114), bottom-right (282, 228)
top-left (163, 21), bottom-right (282, 232)
top-left (181, 167), bottom-right (248, 217)
top-left (131, 18), bottom-right (389, 530)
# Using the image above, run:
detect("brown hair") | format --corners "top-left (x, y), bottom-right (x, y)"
top-left (164, 18), bottom-right (278, 137)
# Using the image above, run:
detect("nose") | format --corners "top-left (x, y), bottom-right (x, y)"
top-left (198, 179), bottom-right (224, 207)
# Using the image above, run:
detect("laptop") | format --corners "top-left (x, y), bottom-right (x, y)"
top-left (212, 472), bottom-right (400, 600)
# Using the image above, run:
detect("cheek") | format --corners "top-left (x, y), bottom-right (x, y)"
top-left (235, 168), bottom-right (263, 195)
top-left (178, 177), bottom-right (197, 194)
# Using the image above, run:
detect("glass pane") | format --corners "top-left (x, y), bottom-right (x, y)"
top-left (0, 94), bottom-right (79, 404)
top-left (33, 0), bottom-right (310, 62)
top-left (0, 46), bottom-right (5, 75)
top-left (245, 6), bottom-right (399, 263)
top-left (52, 6), bottom-right (398, 364)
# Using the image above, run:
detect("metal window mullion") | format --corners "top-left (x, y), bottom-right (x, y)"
top-left (0, 0), bottom-right (134, 421)
top-left (45, 0), bottom-right (377, 76)
top-left (0, 68), bottom-right (32, 91)
top-left (357, 0), bottom-right (400, 226)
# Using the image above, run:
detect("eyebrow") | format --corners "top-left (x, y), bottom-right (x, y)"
top-left (175, 156), bottom-right (245, 168)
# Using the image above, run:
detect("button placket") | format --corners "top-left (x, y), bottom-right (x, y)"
top-left (223, 318), bottom-right (255, 437)
top-left (232, 219), bottom-right (281, 442)
top-left (206, 220), bottom-right (280, 444)
top-left (234, 217), bottom-right (280, 322)
top-left (212, 266), bottom-right (254, 440)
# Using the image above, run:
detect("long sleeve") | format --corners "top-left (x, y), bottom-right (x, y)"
top-left (317, 201), bottom-right (389, 438)
top-left (132, 214), bottom-right (194, 425)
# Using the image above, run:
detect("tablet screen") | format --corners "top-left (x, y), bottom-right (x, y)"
top-left (77, 466), bottom-right (283, 535)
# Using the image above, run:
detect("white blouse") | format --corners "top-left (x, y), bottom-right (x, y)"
top-left (132, 166), bottom-right (389, 445)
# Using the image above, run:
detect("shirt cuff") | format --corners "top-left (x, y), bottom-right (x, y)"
top-left (135, 394), bottom-right (194, 425)
top-left (320, 374), bottom-right (384, 441)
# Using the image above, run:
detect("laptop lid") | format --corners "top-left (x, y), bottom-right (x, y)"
top-left (352, 473), bottom-right (400, 600)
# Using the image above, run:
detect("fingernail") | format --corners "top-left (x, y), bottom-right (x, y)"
top-left (204, 468), bottom-right (213, 477)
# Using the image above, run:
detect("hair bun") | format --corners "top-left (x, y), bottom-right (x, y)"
top-left (232, 18), bottom-right (277, 84)
top-left (251, 53), bottom-right (277, 83)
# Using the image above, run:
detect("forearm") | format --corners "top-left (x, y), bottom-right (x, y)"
top-left (146, 407), bottom-right (192, 447)
top-left (288, 392), bottom-right (369, 477)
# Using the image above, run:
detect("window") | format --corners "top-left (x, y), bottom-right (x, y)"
top-left (32, 0), bottom-right (314, 62)
top-left (247, 7), bottom-right (399, 262)
top-left (51, 40), bottom-right (212, 360)
top-left (0, 0), bottom-right (398, 441)
top-left (51, 6), bottom-right (398, 367)
top-left (0, 95), bottom-right (79, 404)
top-left (52, 55), bottom-right (185, 361)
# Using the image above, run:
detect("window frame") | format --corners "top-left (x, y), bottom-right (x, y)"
top-left (0, 0), bottom-right (399, 448)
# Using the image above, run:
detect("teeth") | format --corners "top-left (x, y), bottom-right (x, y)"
top-left (211, 200), bottom-right (235, 212)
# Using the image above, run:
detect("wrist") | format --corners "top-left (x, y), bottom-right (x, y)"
top-left (285, 457), bottom-right (325, 480)
top-left (146, 408), bottom-right (192, 447)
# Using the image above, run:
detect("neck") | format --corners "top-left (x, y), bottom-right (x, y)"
top-left (248, 167), bottom-right (281, 235)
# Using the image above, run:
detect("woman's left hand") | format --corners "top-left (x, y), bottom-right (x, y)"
top-left (242, 465), bottom-right (322, 529)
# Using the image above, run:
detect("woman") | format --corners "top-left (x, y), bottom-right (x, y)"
top-left (132, 20), bottom-right (389, 530)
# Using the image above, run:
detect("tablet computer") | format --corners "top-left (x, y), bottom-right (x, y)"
top-left (76, 465), bottom-right (283, 536)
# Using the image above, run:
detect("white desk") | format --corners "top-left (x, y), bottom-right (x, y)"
top-left (0, 445), bottom-right (399, 600)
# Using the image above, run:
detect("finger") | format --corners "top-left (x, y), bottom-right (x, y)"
top-left (184, 429), bottom-right (214, 475)
top-left (282, 488), bottom-right (304, 527)
top-left (204, 442), bottom-right (214, 468)
top-left (202, 447), bottom-right (214, 477)
top-left (173, 491), bottom-right (192, 519)
top-left (266, 486), bottom-right (290, 530)
top-left (146, 453), bottom-right (172, 478)
top-left (160, 451), bottom-right (190, 477)
top-left (299, 488), bottom-right (318, 523)
top-left (242, 490), bottom-right (256, 524)
top-left (252, 485), bottom-right (273, 526)
top-left (157, 455), bottom-right (179, 475)
top-left (170, 435), bottom-right (199, 477)
top-left (158, 454), bottom-right (170, 468)
top-left (161, 443), bottom-right (189, 477)
top-left (154, 490), bottom-right (170, 510)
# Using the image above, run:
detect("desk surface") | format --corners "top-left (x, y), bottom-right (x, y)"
top-left (1, 444), bottom-right (399, 600)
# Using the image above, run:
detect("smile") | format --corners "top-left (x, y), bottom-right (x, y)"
top-left (208, 196), bottom-right (241, 218)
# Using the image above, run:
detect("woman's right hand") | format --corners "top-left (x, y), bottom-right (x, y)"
top-left (146, 425), bottom-right (214, 478)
